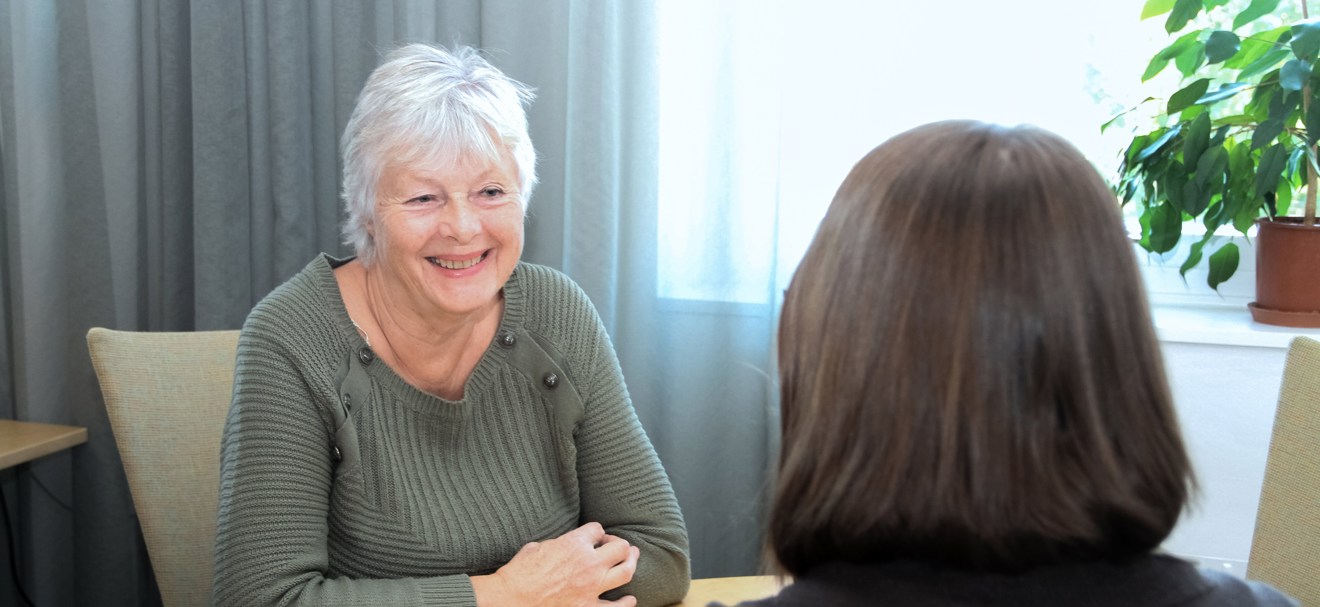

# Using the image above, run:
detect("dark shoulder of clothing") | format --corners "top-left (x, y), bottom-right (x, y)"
top-left (726, 554), bottom-right (1297, 607)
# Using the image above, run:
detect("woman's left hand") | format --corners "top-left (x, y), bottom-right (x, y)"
top-left (472, 522), bottom-right (641, 606)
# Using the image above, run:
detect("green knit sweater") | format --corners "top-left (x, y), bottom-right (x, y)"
top-left (214, 254), bottom-right (690, 606)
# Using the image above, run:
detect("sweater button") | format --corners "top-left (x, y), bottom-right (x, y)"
top-left (543, 372), bottom-right (559, 389)
top-left (498, 332), bottom-right (516, 348)
top-left (331, 445), bottom-right (343, 463)
top-left (358, 346), bottom-right (374, 365)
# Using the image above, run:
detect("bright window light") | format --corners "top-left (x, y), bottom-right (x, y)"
top-left (659, 0), bottom-right (1172, 303)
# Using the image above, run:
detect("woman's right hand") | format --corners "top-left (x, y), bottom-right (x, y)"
top-left (472, 522), bottom-right (641, 607)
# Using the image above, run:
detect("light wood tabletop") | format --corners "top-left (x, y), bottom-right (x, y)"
top-left (669, 575), bottom-right (784, 606)
top-left (0, 419), bottom-right (88, 470)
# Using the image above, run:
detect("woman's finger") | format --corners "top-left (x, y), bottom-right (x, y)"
top-left (598, 533), bottom-right (631, 548)
top-left (593, 534), bottom-right (633, 565)
top-left (599, 594), bottom-right (638, 607)
top-left (599, 545), bottom-right (640, 590)
top-left (569, 521), bottom-right (607, 544)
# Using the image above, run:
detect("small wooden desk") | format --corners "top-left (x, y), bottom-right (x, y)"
top-left (0, 419), bottom-right (88, 470)
top-left (671, 575), bottom-right (784, 606)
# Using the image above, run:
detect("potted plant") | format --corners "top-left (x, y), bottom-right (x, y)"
top-left (1112, 0), bottom-right (1320, 327)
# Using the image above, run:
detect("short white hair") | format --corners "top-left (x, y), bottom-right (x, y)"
top-left (340, 44), bottom-right (537, 265)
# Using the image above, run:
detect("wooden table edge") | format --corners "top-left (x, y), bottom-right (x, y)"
top-left (0, 420), bottom-right (89, 470)
top-left (670, 575), bottom-right (785, 606)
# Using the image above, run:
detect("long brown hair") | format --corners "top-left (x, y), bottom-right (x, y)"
top-left (770, 120), bottom-right (1194, 575)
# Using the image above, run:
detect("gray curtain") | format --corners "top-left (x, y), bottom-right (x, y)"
top-left (0, 1), bottom-right (774, 605)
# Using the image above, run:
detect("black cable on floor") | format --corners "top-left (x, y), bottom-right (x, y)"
top-left (0, 481), bottom-right (37, 607)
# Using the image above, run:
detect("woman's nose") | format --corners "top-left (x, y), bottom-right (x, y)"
top-left (440, 196), bottom-right (480, 241)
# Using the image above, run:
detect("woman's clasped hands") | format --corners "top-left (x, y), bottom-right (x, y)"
top-left (473, 522), bottom-right (641, 607)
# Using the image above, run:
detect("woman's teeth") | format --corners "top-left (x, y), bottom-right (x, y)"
top-left (428, 252), bottom-right (486, 270)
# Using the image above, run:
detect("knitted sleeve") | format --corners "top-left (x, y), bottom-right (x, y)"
top-left (567, 289), bottom-right (692, 606)
top-left (212, 296), bottom-right (477, 607)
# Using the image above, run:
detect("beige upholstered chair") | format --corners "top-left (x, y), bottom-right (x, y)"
top-left (1247, 335), bottom-right (1320, 605)
top-left (87, 328), bottom-right (240, 607)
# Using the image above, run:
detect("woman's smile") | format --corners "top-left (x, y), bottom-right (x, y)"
top-left (427, 250), bottom-right (490, 271)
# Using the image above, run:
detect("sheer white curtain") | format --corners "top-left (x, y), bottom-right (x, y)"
top-left (659, 0), bottom-right (1164, 304)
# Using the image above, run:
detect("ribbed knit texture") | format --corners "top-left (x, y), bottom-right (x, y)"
top-left (214, 254), bottom-right (690, 606)
top-left (730, 555), bottom-right (1297, 607)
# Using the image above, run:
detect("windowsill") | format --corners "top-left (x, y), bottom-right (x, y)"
top-left (1151, 302), bottom-right (1320, 349)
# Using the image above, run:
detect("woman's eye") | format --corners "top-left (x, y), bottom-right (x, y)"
top-left (407, 194), bottom-right (438, 204)
top-left (479, 187), bottom-right (506, 198)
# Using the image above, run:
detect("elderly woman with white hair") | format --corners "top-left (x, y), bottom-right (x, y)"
top-left (213, 44), bottom-right (690, 607)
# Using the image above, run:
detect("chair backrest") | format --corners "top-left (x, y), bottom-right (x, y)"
top-left (87, 327), bottom-right (240, 607)
top-left (1247, 335), bottom-right (1320, 605)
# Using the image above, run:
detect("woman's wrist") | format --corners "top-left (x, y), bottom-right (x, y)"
top-left (470, 572), bottom-right (512, 607)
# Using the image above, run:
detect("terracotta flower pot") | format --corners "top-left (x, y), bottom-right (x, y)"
top-left (1249, 217), bottom-right (1320, 328)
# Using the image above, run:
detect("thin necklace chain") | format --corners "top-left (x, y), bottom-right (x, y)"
top-left (350, 266), bottom-right (375, 349)
top-left (350, 319), bottom-right (371, 348)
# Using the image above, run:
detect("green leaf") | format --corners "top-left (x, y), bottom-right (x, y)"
top-left (1179, 236), bottom-right (1210, 278)
top-left (1102, 100), bottom-right (1155, 134)
top-left (1180, 104), bottom-right (1209, 121)
top-left (1125, 133), bottom-right (1153, 165)
top-left (1216, 113), bottom-right (1261, 126)
top-left (1148, 202), bottom-right (1184, 253)
top-left (1239, 47), bottom-right (1293, 81)
top-left (1256, 143), bottom-right (1289, 197)
top-left (1204, 0), bottom-right (1231, 8)
top-left (1196, 82), bottom-right (1251, 105)
top-left (1207, 242), bottom-right (1240, 290)
top-left (1166, 0), bottom-right (1202, 33)
top-left (1169, 78), bottom-right (1211, 113)
top-left (1226, 27), bottom-right (1289, 69)
top-left (1281, 59), bottom-right (1312, 91)
top-left (1205, 30), bottom-right (1241, 64)
top-left (1234, 199), bottom-right (1262, 233)
top-left (1267, 89), bottom-right (1300, 121)
top-left (1137, 125), bottom-right (1183, 162)
top-left (1233, 0), bottom-right (1282, 31)
top-left (1225, 144), bottom-right (1258, 230)
top-left (1175, 41), bottom-right (1208, 76)
top-left (1210, 124), bottom-right (1231, 147)
top-left (1143, 0), bottom-right (1177, 19)
top-left (1164, 162), bottom-right (1190, 211)
top-left (1204, 199), bottom-right (1229, 229)
top-left (1184, 112), bottom-right (1212, 171)
top-left (1253, 118), bottom-right (1286, 149)
top-left (1292, 19), bottom-right (1320, 59)
top-left (1122, 179), bottom-right (1140, 205)
top-left (1193, 145), bottom-right (1228, 186)
top-left (1189, 146), bottom-right (1228, 215)
top-left (1308, 92), bottom-right (1320, 144)
top-left (1288, 145), bottom-right (1308, 180)
top-left (1144, 31), bottom-right (1202, 80)
top-left (1273, 177), bottom-right (1293, 215)
top-left (1182, 180), bottom-right (1203, 214)
top-left (1143, 56), bottom-right (1172, 82)
top-left (1102, 114), bottom-right (1125, 134)
top-left (1229, 138), bottom-right (1252, 176)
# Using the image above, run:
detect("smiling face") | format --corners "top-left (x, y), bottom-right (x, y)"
top-left (367, 147), bottom-right (525, 323)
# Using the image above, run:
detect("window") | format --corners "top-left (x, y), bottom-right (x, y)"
top-left (657, 0), bottom-right (1221, 303)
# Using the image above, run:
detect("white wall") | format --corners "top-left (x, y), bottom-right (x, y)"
top-left (1155, 310), bottom-right (1318, 577)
